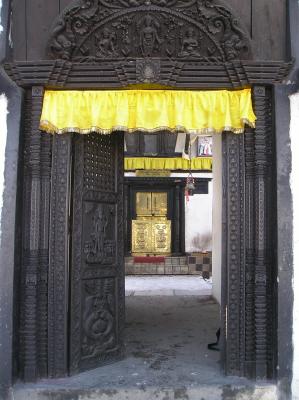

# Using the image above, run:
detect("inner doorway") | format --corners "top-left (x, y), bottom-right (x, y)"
top-left (122, 131), bottom-right (220, 380)
top-left (66, 129), bottom-right (219, 376)
top-left (124, 132), bottom-right (213, 278)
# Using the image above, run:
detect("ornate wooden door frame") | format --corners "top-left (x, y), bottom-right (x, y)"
top-left (8, 0), bottom-right (290, 383)
top-left (221, 85), bottom-right (276, 379)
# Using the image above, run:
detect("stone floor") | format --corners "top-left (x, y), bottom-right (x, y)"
top-left (125, 275), bottom-right (213, 296)
top-left (12, 292), bottom-right (278, 400)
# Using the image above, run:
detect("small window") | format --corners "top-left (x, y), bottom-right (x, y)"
top-left (124, 131), bottom-right (180, 157)
top-left (143, 134), bottom-right (159, 155)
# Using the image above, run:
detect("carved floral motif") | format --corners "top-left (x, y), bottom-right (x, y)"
top-left (82, 279), bottom-right (116, 358)
top-left (49, 0), bottom-right (251, 61)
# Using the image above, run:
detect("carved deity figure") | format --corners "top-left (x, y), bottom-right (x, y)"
top-left (95, 28), bottom-right (118, 57)
top-left (93, 207), bottom-right (108, 258)
top-left (223, 33), bottom-right (244, 60)
top-left (81, 0), bottom-right (99, 20)
top-left (51, 15), bottom-right (76, 60)
top-left (139, 15), bottom-right (162, 57)
top-left (85, 206), bottom-right (108, 263)
top-left (178, 27), bottom-right (202, 57)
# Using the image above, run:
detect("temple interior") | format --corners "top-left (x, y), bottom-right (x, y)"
top-left (123, 131), bottom-right (223, 374)
top-left (124, 132), bottom-right (216, 283)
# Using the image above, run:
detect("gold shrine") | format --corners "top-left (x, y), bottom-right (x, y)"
top-left (132, 192), bottom-right (171, 255)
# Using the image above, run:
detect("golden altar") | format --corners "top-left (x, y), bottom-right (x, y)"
top-left (132, 192), bottom-right (171, 255)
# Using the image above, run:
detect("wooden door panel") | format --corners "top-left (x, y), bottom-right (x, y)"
top-left (69, 133), bottom-right (124, 374)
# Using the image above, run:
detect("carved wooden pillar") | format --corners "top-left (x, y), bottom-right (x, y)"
top-left (244, 126), bottom-right (256, 378)
top-left (38, 114), bottom-right (52, 378)
top-left (222, 132), bottom-right (246, 376)
top-left (48, 134), bottom-right (72, 377)
top-left (21, 86), bottom-right (52, 381)
top-left (223, 88), bottom-right (276, 380)
top-left (252, 86), bottom-right (275, 379)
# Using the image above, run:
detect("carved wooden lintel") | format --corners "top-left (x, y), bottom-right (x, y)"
top-left (4, 59), bottom-right (292, 89)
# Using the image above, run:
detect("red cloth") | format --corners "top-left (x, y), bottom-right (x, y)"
top-left (134, 256), bottom-right (165, 263)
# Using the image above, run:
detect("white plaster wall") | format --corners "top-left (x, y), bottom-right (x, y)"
top-left (212, 134), bottom-right (222, 304)
top-left (0, 94), bottom-right (8, 240)
top-left (174, 173), bottom-right (213, 254)
top-left (185, 182), bottom-right (213, 252)
top-left (291, 92), bottom-right (299, 400)
top-left (0, 0), bottom-right (3, 33)
top-left (0, 0), bottom-right (6, 234)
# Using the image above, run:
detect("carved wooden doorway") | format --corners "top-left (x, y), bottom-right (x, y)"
top-left (18, 85), bottom-right (277, 381)
top-left (11, 0), bottom-right (290, 383)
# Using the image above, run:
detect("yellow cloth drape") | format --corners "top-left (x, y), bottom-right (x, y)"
top-left (124, 157), bottom-right (212, 171)
top-left (39, 89), bottom-right (256, 135)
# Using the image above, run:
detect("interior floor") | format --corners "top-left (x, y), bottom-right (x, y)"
top-left (123, 295), bottom-right (221, 387)
top-left (125, 275), bottom-right (213, 296)
top-left (13, 294), bottom-right (266, 399)
top-left (16, 295), bottom-right (223, 389)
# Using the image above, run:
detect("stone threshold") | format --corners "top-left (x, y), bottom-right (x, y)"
top-left (11, 383), bottom-right (279, 400)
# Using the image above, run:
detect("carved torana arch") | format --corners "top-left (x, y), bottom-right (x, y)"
top-left (48, 0), bottom-right (252, 62)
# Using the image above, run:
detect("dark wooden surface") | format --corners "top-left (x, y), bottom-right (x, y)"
top-left (26, 1), bottom-right (59, 61)
top-left (11, 0), bottom-right (26, 60)
top-left (11, 0), bottom-right (288, 62)
top-left (225, 0), bottom-right (252, 35)
top-left (252, 0), bottom-right (287, 60)
top-left (59, 0), bottom-right (71, 11)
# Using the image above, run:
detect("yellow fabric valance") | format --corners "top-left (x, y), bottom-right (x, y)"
top-left (39, 89), bottom-right (256, 135)
top-left (125, 157), bottom-right (212, 171)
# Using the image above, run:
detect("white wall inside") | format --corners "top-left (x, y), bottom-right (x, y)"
top-left (290, 92), bottom-right (299, 400)
top-left (0, 93), bottom-right (8, 239)
top-left (212, 134), bottom-right (222, 304)
top-left (0, 0), bottom-right (3, 33)
top-left (185, 181), bottom-right (213, 253)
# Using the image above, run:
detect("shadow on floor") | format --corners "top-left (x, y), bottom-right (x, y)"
top-left (124, 295), bottom-right (221, 387)
top-left (13, 296), bottom-right (270, 399)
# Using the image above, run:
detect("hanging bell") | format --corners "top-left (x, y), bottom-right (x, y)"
top-left (185, 175), bottom-right (195, 196)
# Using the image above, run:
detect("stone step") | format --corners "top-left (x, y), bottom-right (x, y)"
top-left (12, 384), bottom-right (279, 400)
